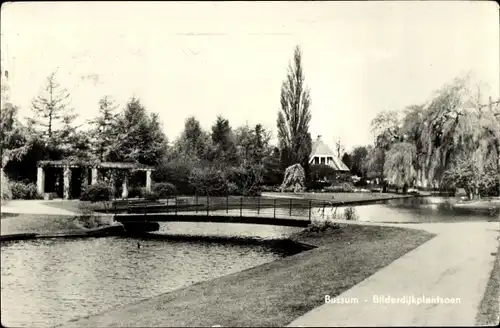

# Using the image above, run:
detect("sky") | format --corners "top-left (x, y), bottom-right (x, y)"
top-left (1, 1), bottom-right (499, 152)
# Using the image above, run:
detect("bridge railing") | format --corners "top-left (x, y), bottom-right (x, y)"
top-left (120, 196), bottom-right (345, 221)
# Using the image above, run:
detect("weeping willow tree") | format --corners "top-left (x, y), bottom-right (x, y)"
top-left (383, 141), bottom-right (417, 192)
top-left (369, 75), bottom-right (499, 197)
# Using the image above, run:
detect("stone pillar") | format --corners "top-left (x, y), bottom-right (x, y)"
top-left (121, 176), bottom-right (129, 199)
top-left (91, 167), bottom-right (98, 185)
top-left (63, 165), bottom-right (71, 200)
top-left (146, 170), bottom-right (152, 192)
top-left (37, 166), bottom-right (45, 195)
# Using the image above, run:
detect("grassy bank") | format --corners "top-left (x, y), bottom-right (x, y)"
top-left (476, 242), bottom-right (500, 326)
top-left (64, 224), bottom-right (434, 327)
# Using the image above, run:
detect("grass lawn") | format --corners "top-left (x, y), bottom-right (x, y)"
top-left (66, 224), bottom-right (434, 327)
top-left (476, 242), bottom-right (500, 326)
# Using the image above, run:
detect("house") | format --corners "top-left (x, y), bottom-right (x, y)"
top-left (309, 136), bottom-right (350, 179)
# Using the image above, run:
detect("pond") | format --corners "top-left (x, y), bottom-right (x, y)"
top-left (1, 196), bottom-right (497, 327)
top-left (1, 236), bottom-right (296, 327)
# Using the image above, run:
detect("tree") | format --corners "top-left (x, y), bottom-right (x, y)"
top-left (28, 71), bottom-right (77, 149)
top-left (1, 105), bottom-right (30, 169)
top-left (341, 153), bottom-right (352, 171)
top-left (350, 146), bottom-right (369, 177)
top-left (277, 45), bottom-right (312, 172)
top-left (235, 123), bottom-right (271, 165)
top-left (335, 137), bottom-right (345, 159)
top-left (89, 96), bottom-right (119, 161)
top-left (177, 116), bottom-right (209, 159)
top-left (383, 142), bottom-right (417, 193)
top-left (110, 97), bottom-right (168, 165)
top-left (210, 115), bottom-right (238, 165)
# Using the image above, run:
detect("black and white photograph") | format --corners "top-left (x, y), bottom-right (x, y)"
top-left (1, 1), bottom-right (499, 327)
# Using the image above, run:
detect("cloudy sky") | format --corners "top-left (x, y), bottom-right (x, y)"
top-left (1, 1), bottom-right (498, 152)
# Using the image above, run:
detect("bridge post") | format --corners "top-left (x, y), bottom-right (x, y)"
top-left (308, 200), bottom-right (312, 221)
top-left (166, 198), bottom-right (169, 213)
top-left (175, 196), bottom-right (178, 215)
top-left (207, 195), bottom-right (209, 216)
top-left (257, 197), bottom-right (260, 215)
top-left (289, 199), bottom-right (292, 217)
top-left (226, 194), bottom-right (229, 213)
top-left (240, 197), bottom-right (243, 217)
top-left (273, 199), bottom-right (276, 218)
top-left (195, 196), bottom-right (198, 213)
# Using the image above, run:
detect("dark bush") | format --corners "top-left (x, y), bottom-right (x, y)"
top-left (227, 182), bottom-right (241, 196)
top-left (323, 182), bottom-right (355, 193)
top-left (127, 186), bottom-right (143, 198)
top-left (80, 182), bottom-right (113, 202)
top-left (144, 191), bottom-right (159, 201)
top-left (153, 157), bottom-right (196, 195)
top-left (153, 182), bottom-right (178, 198)
top-left (307, 180), bottom-right (330, 191)
top-left (10, 181), bottom-right (42, 200)
top-left (189, 167), bottom-right (228, 196)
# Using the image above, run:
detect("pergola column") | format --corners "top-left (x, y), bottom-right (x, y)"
top-left (37, 166), bottom-right (45, 195)
top-left (146, 169), bottom-right (152, 192)
top-left (121, 174), bottom-right (129, 199)
top-left (91, 167), bottom-right (98, 185)
top-left (63, 165), bottom-right (71, 200)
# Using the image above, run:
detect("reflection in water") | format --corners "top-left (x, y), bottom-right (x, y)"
top-left (1, 237), bottom-right (290, 327)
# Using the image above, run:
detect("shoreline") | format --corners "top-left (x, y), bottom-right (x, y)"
top-left (59, 223), bottom-right (434, 327)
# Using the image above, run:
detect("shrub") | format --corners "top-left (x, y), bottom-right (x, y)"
top-left (323, 182), bottom-right (355, 193)
top-left (80, 182), bottom-right (113, 203)
top-left (227, 182), bottom-right (241, 196)
top-left (10, 181), bottom-right (42, 200)
top-left (226, 164), bottom-right (263, 196)
top-left (144, 191), bottom-right (159, 201)
top-left (153, 182), bottom-right (178, 198)
top-left (189, 167), bottom-right (228, 196)
top-left (153, 157), bottom-right (196, 195)
top-left (343, 206), bottom-right (358, 220)
top-left (127, 186), bottom-right (143, 198)
top-left (307, 218), bottom-right (341, 232)
top-left (307, 180), bottom-right (330, 191)
top-left (1, 171), bottom-right (12, 201)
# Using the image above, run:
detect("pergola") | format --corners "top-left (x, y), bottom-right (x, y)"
top-left (37, 160), bottom-right (155, 200)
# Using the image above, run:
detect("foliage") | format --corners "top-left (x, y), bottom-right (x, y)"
top-left (176, 116), bottom-right (210, 159)
top-left (349, 146), bottom-right (369, 177)
top-left (383, 142), bottom-right (417, 189)
top-left (210, 115), bottom-right (238, 165)
top-left (343, 206), bottom-right (359, 221)
top-left (442, 155), bottom-right (498, 199)
top-left (307, 218), bottom-right (341, 233)
top-left (1, 170), bottom-right (12, 201)
top-left (108, 97), bottom-right (169, 166)
top-left (152, 182), bottom-right (178, 198)
top-left (277, 46), bottom-right (312, 171)
top-left (307, 180), bottom-right (330, 191)
top-left (80, 182), bottom-right (113, 203)
top-left (153, 155), bottom-right (197, 195)
top-left (226, 164), bottom-right (263, 196)
top-left (9, 181), bottom-right (42, 200)
top-left (188, 166), bottom-right (228, 196)
top-left (323, 182), bottom-right (355, 193)
top-left (280, 163), bottom-right (306, 192)
top-left (27, 71), bottom-right (78, 150)
top-left (88, 96), bottom-right (119, 161)
top-left (309, 164), bottom-right (337, 182)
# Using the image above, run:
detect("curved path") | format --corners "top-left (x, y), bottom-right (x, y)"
top-left (288, 220), bottom-right (500, 327)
